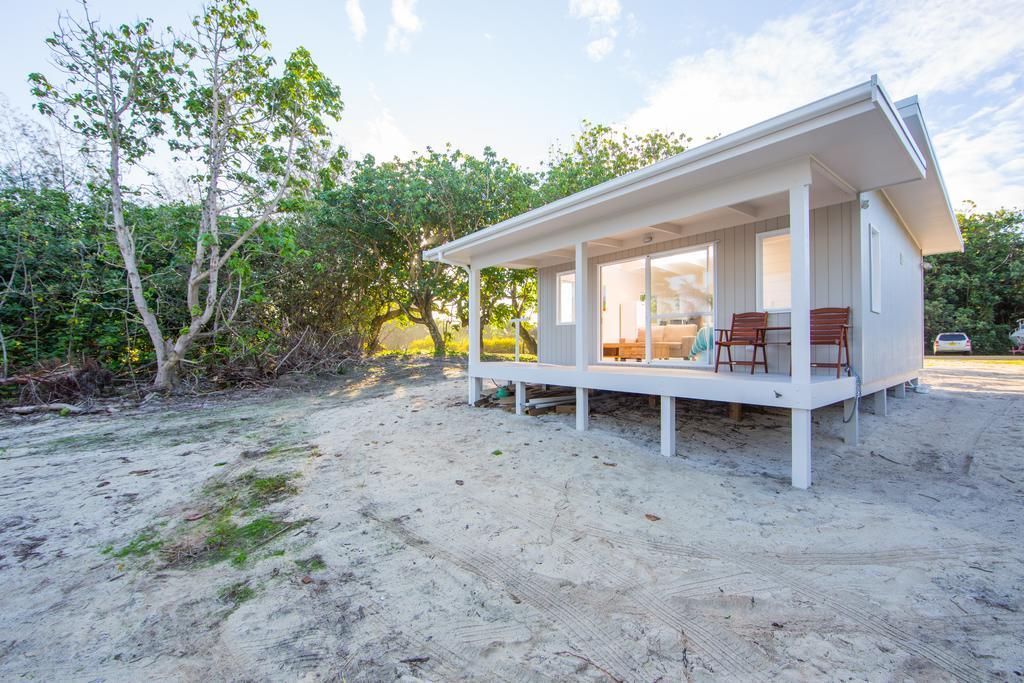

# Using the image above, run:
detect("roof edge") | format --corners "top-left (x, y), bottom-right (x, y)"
top-left (425, 78), bottom-right (885, 262)
top-left (894, 96), bottom-right (963, 253)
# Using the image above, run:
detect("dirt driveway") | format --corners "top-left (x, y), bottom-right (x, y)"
top-left (0, 358), bottom-right (1021, 680)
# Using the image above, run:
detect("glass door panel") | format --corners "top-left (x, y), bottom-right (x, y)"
top-left (649, 246), bottom-right (715, 364)
top-left (599, 258), bottom-right (646, 361)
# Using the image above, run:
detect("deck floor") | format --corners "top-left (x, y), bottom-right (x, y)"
top-left (473, 360), bottom-right (856, 409)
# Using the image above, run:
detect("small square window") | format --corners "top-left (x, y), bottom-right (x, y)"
top-left (557, 271), bottom-right (576, 325)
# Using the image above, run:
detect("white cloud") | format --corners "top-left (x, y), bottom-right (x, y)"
top-left (569, 0), bottom-right (621, 24)
top-left (345, 0), bottom-right (367, 42)
top-left (625, 0), bottom-right (1024, 208)
top-left (569, 0), bottom-right (623, 61)
top-left (385, 0), bottom-right (422, 52)
top-left (586, 36), bottom-right (615, 61)
top-left (348, 84), bottom-right (415, 161)
top-left (932, 95), bottom-right (1024, 210)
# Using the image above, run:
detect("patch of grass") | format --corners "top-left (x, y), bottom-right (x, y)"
top-left (104, 527), bottom-right (163, 558)
top-left (491, 449), bottom-right (503, 457)
top-left (202, 470), bottom-right (299, 514)
top-left (295, 554), bottom-right (326, 572)
top-left (218, 580), bottom-right (256, 606)
top-left (164, 515), bottom-right (309, 568)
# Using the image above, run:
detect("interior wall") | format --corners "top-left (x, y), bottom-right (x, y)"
top-left (599, 261), bottom-right (645, 344)
top-left (537, 200), bottom-right (859, 373)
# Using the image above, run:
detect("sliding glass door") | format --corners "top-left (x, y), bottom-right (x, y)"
top-left (599, 244), bottom-right (715, 365)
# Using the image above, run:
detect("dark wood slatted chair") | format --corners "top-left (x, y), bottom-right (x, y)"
top-left (715, 312), bottom-right (769, 374)
top-left (809, 307), bottom-right (851, 377)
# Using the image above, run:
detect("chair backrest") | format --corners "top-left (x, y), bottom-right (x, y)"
top-left (730, 311), bottom-right (768, 343)
top-left (810, 307), bottom-right (850, 343)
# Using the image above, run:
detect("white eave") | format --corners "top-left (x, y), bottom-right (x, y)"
top-left (425, 76), bottom-right (961, 265)
top-left (887, 96), bottom-right (963, 255)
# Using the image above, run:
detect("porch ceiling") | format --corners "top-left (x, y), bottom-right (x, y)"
top-left (425, 76), bottom-right (960, 269)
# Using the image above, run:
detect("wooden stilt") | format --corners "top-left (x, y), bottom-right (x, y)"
top-left (873, 389), bottom-right (888, 416)
top-left (575, 387), bottom-right (589, 431)
top-left (660, 395), bottom-right (676, 457)
top-left (842, 397), bottom-right (859, 444)
top-left (791, 408), bottom-right (812, 488)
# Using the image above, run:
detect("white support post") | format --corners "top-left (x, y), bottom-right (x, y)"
top-left (791, 408), bottom-right (812, 489)
top-left (789, 183), bottom-right (812, 385)
top-left (660, 396), bottom-right (676, 457)
top-left (894, 382), bottom-right (906, 399)
top-left (576, 387), bottom-right (589, 431)
top-left (515, 381), bottom-right (526, 416)
top-left (789, 183), bottom-right (813, 487)
top-left (575, 242), bottom-right (590, 432)
top-left (574, 242), bottom-right (589, 372)
top-left (843, 397), bottom-right (859, 445)
top-left (468, 265), bottom-right (481, 405)
top-left (873, 389), bottom-right (888, 416)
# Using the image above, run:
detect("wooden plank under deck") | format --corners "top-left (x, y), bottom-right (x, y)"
top-left (470, 361), bottom-right (856, 410)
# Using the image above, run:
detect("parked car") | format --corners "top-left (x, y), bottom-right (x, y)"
top-left (933, 332), bottom-right (971, 354)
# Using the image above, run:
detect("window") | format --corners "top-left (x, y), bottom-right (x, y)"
top-left (756, 229), bottom-right (791, 311)
top-left (556, 271), bottom-right (575, 324)
top-left (869, 225), bottom-right (881, 313)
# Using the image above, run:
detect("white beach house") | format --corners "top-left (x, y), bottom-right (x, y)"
top-left (424, 77), bottom-right (961, 488)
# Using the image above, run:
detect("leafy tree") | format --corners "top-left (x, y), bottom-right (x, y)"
top-left (335, 146), bottom-right (536, 355)
top-left (540, 120), bottom-right (690, 202)
top-left (925, 206), bottom-right (1024, 354)
top-left (31, 0), bottom-right (343, 389)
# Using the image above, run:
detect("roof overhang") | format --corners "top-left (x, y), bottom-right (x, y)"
top-left (425, 76), bottom-right (961, 267)
top-left (885, 96), bottom-right (963, 255)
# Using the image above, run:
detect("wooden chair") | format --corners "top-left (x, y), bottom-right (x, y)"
top-left (715, 312), bottom-right (769, 374)
top-left (808, 307), bottom-right (851, 378)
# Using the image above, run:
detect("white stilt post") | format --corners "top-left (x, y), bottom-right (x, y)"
top-left (873, 389), bottom-right (888, 416)
top-left (574, 241), bottom-right (589, 374)
top-left (843, 397), bottom-right (859, 445)
top-left (515, 381), bottom-right (526, 416)
top-left (791, 408), bottom-right (812, 488)
top-left (575, 241), bottom-right (589, 432)
top-left (660, 396), bottom-right (676, 457)
top-left (468, 265), bottom-right (481, 405)
top-left (894, 382), bottom-right (906, 399)
top-left (789, 182), bottom-right (813, 487)
top-left (576, 387), bottom-right (589, 431)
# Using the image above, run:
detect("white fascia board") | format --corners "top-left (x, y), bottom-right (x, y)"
top-left (423, 79), bottom-right (878, 264)
top-left (894, 97), bottom-right (963, 254)
top-left (871, 76), bottom-right (927, 177)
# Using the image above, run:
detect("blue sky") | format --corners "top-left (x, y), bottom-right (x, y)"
top-left (3, 0), bottom-right (1023, 210)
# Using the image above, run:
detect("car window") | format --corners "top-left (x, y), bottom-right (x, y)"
top-left (937, 333), bottom-right (967, 341)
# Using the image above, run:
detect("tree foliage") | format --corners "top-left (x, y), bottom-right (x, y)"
top-left (4, 1), bottom-right (1017, 391)
top-left (925, 207), bottom-right (1024, 354)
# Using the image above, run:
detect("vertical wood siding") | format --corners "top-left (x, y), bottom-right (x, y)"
top-left (537, 200), bottom-right (859, 374)
top-left (857, 191), bottom-right (925, 386)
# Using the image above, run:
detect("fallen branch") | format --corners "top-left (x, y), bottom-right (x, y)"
top-left (6, 402), bottom-right (85, 415)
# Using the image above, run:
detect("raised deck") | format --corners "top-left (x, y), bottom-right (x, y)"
top-left (471, 361), bottom-right (856, 410)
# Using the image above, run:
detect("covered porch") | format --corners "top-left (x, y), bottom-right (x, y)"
top-left (427, 78), bottom-right (929, 488)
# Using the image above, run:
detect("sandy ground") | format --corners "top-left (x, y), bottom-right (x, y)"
top-left (0, 357), bottom-right (1022, 681)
